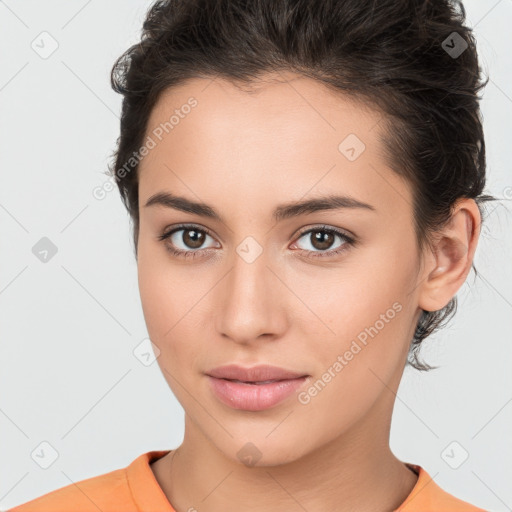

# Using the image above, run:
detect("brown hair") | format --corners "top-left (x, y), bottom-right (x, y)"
top-left (107, 0), bottom-right (498, 371)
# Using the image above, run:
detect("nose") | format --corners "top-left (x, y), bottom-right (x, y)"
top-left (215, 245), bottom-right (288, 345)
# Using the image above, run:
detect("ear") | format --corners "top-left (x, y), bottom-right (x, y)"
top-left (418, 198), bottom-right (482, 312)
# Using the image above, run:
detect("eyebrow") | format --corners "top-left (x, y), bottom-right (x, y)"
top-left (144, 191), bottom-right (376, 223)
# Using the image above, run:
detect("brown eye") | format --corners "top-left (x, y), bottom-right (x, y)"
top-left (166, 227), bottom-right (215, 251)
top-left (180, 228), bottom-right (206, 249)
top-left (157, 224), bottom-right (219, 259)
top-left (309, 230), bottom-right (336, 251)
top-left (293, 226), bottom-right (355, 258)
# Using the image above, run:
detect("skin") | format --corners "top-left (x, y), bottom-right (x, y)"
top-left (136, 71), bottom-right (481, 512)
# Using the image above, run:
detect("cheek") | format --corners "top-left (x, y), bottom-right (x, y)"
top-left (292, 279), bottom-right (411, 439)
top-left (137, 235), bottom-right (191, 336)
top-left (296, 245), bottom-right (416, 392)
top-left (137, 244), bottom-right (205, 377)
top-left (137, 258), bottom-right (171, 340)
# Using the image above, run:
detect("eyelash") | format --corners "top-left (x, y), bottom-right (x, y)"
top-left (157, 223), bottom-right (356, 261)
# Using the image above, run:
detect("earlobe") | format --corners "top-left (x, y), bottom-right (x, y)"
top-left (418, 199), bottom-right (480, 312)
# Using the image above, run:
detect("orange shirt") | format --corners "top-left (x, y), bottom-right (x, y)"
top-left (8, 450), bottom-right (486, 511)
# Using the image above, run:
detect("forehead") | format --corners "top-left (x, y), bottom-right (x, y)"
top-left (138, 72), bottom-right (411, 222)
top-left (143, 71), bottom-right (385, 151)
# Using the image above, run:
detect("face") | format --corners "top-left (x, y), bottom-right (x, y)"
top-left (136, 72), bottom-right (425, 466)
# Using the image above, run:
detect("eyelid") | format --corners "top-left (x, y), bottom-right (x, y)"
top-left (294, 223), bottom-right (355, 240)
top-left (159, 222), bottom-right (356, 258)
top-left (158, 223), bottom-right (219, 247)
top-left (159, 223), bottom-right (353, 243)
top-left (290, 224), bottom-right (356, 256)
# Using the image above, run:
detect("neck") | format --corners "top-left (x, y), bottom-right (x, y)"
top-left (153, 389), bottom-right (418, 512)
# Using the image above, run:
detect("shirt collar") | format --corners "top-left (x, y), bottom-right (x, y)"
top-left (126, 450), bottom-right (175, 511)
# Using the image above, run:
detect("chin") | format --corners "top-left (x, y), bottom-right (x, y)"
top-left (214, 436), bottom-right (310, 469)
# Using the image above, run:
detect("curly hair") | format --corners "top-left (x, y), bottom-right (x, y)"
top-left (107, 0), bottom-right (497, 371)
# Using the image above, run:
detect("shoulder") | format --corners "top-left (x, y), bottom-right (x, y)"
top-left (398, 464), bottom-right (487, 512)
top-left (7, 468), bottom-right (133, 512)
top-left (7, 451), bottom-right (169, 512)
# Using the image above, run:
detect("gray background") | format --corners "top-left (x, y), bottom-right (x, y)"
top-left (1, 0), bottom-right (511, 510)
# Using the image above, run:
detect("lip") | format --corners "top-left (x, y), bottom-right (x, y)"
top-left (205, 364), bottom-right (309, 411)
top-left (206, 364), bottom-right (308, 382)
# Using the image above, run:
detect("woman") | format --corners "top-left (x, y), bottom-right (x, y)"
top-left (9, 0), bottom-right (496, 510)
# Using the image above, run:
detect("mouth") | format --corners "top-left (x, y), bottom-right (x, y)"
top-left (206, 372), bottom-right (310, 411)
top-left (206, 363), bottom-right (309, 383)
top-left (218, 378), bottom-right (300, 385)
